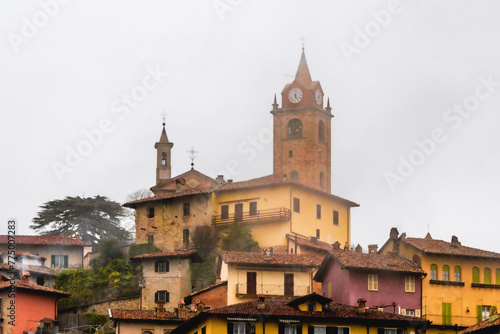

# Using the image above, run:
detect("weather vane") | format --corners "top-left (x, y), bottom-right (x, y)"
top-left (187, 146), bottom-right (198, 169)
top-left (300, 36), bottom-right (306, 51)
top-left (161, 111), bottom-right (168, 126)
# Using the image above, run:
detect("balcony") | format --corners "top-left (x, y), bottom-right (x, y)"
top-left (235, 283), bottom-right (310, 298)
top-left (212, 207), bottom-right (291, 226)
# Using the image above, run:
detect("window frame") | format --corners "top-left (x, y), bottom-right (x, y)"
top-left (155, 290), bottom-right (169, 303)
top-left (148, 207), bottom-right (155, 218)
top-left (368, 274), bottom-right (378, 291)
top-left (430, 264), bottom-right (438, 280)
top-left (405, 276), bottom-right (415, 293)
top-left (155, 260), bottom-right (169, 273)
top-left (442, 265), bottom-right (450, 281)
top-left (51, 255), bottom-right (68, 268)
top-left (454, 266), bottom-right (461, 282)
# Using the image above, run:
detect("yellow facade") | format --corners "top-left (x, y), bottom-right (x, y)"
top-left (381, 238), bottom-right (500, 334)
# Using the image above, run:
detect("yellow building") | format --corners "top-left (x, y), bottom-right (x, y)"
top-left (379, 228), bottom-right (500, 334)
top-left (125, 51), bottom-right (359, 253)
top-left (170, 293), bottom-right (429, 334)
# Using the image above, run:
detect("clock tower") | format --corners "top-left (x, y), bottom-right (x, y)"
top-left (271, 50), bottom-right (333, 192)
top-left (155, 122), bottom-right (174, 185)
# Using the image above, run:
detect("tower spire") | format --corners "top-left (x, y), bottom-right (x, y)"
top-left (295, 50), bottom-right (312, 86)
top-left (155, 117), bottom-right (174, 184)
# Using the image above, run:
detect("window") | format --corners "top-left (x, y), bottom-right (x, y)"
top-left (485, 268), bottom-right (492, 284)
top-left (316, 204), bottom-right (321, 219)
top-left (246, 272), bottom-right (257, 295)
top-left (405, 310), bottom-right (415, 316)
top-left (289, 150), bottom-right (293, 158)
top-left (201, 327), bottom-right (206, 334)
top-left (155, 260), bottom-right (169, 273)
top-left (284, 325), bottom-right (298, 334)
top-left (183, 229), bottom-right (189, 247)
top-left (234, 203), bottom-right (243, 221)
top-left (443, 265), bottom-right (453, 281)
top-left (287, 118), bottom-right (302, 137)
top-left (162, 152), bottom-right (167, 165)
top-left (308, 302), bottom-right (316, 312)
top-left (36, 277), bottom-right (45, 286)
top-left (383, 329), bottom-right (397, 334)
top-left (284, 273), bottom-right (294, 296)
top-left (291, 171), bottom-right (299, 182)
top-left (142, 331), bottom-right (153, 334)
top-left (333, 210), bottom-right (339, 225)
top-left (405, 276), bottom-right (415, 292)
top-left (155, 290), bottom-right (169, 303)
top-left (442, 302), bottom-right (452, 326)
top-left (497, 269), bottom-right (500, 285)
top-left (316, 229), bottom-right (320, 239)
top-left (319, 172), bottom-right (325, 189)
top-left (337, 327), bottom-right (350, 334)
top-left (430, 264), bottom-right (438, 280)
top-left (148, 235), bottom-right (154, 244)
top-left (313, 327), bottom-right (326, 334)
top-left (51, 255), bottom-right (68, 268)
top-left (368, 274), bottom-right (378, 291)
top-left (454, 266), bottom-right (461, 282)
top-left (249, 202), bottom-right (257, 216)
top-left (221, 205), bottom-right (229, 219)
top-left (230, 323), bottom-right (247, 334)
top-left (318, 120), bottom-right (325, 141)
top-left (472, 267), bottom-right (480, 283)
top-left (293, 198), bottom-right (300, 213)
top-left (183, 203), bottom-right (190, 216)
top-left (148, 208), bottom-right (155, 218)
top-left (482, 306), bottom-right (491, 321)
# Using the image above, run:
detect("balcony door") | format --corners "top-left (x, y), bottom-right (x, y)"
top-left (235, 203), bottom-right (243, 222)
top-left (284, 273), bottom-right (294, 296)
top-left (247, 272), bottom-right (257, 295)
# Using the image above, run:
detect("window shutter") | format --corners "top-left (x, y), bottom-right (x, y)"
top-left (297, 325), bottom-right (302, 334)
top-left (326, 327), bottom-right (335, 334)
top-left (155, 292), bottom-right (158, 303)
top-left (166, 291), bottom-right (170, 303)
top-left (245, 323), bottom-right (252, 333)
top-left (397, 329), bottom-right (403, 334)
top-left (227, 323), bottom-right (233, 334)
top-left (401, 309), bottom-right (406, 315)
top-left (416, 309), bottom-right (421, 317)
top-left (278, 324), bottom-right (285, 334)
top-left (477, 305), bottom-right (483, 323)
top-left (308, 326), bottom-right (315, 334)
top-left (166, 261), bottom-right (169, 272)
top-left (343, 327), bottom-right (349, 334)
top-left (155, 261), bottom-right (159, 272)
top-left (64, 255), bottom-right (68, 267)
top-left (51, 255), bottom-right (55, 267)
top-left (377, 328), bottom-right (384, 334)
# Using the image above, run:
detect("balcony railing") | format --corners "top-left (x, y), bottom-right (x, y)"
top-left (212, 207), bottom-right (291, 226)
top-left (235, 283), bottom-right (310, 297)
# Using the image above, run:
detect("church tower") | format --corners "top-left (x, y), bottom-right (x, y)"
top-left (272, 50), bottom-right (332, 192)
top-left (154, 122), bottom-right (174, 184)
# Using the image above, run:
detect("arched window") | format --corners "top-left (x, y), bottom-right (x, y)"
top-left (430, 264), bottom-right (438, 280)
top-left (290, 171), bottom-right (299, 182)
top-left (319, 172), bottom-right (325, 189)
top-left (442, 265), bottom-right (450, 281)
top-left (142, 331), bottom-right (153, 334)
top-left (472, 267), bottom-right (480, 283)
top-left (454, 266), bottom-right (461, 282)
top-left (287, 119), bottom-right (302, 138)
top-left (161, 152), bottom-right (167, 166)
top-left (318, 121), bottom-right (325, 141)
top-left (484, 268), bottom-right (492, 284)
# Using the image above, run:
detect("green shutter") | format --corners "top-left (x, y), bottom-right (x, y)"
top-left (64, 255), bottom-right (68, 268)
top-left (442, 303), bottom-right (452, 326)
top-left (51, 255), bottom-right (55, 267)
top-left (473, 267), bottom-right (479, 283)
top-left (477, 305), bottom-right (483, 323)
top-left (496, 269), bottom-right (500, 285)
top-left (278, 324), bottom-right (285, 334)
top-left (485, 268), bottom-right (491, 284)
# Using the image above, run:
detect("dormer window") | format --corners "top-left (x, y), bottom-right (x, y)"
top-left (308, 302), bottom-right (316, 312)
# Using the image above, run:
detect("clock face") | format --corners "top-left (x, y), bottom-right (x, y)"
top-left (288, 88), bottom-right (303, 103)
top-left (315, 90), bottom-right (322, 105)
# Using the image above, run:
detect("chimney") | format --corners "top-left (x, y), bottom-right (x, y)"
top-left (355, 244), bottom-right (362, 254)
top-left (357, 298), bottom-right (367, 313)
top-left (177, 300), bottom-right (186, 319)
top-left (215, 175), bottom-right (226, 187)
top-left (20, 272), bottom-right (30, 284)
top-left (263, 248), bottom-right (271, 261)
top-left (332, 241), bottom-right (341, 250)
top-left (451, 236), bottom-right (460, 248)
top-left (196, 300), bottom-right (205, 315)
top-left (257, 295), bottom-right (266, 310)
top-left (343, 242), bottom-right (350, 251)
top-left (368, 244), bottom-right (378, 255)
top-left (390, 228), bottom-right (399, 240)
top-left (75, 233), bottom-right (81, 241)
top-left (155, 300), bottom-right (166, 317)
top-left (227, 179), bottom-right (233, 184)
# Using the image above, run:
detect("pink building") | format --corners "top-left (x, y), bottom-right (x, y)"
top-left (314, 244), bottom-right (425, 316)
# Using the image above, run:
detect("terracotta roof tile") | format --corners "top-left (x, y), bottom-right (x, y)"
top-left (286, 234), bottom-right (334, 252)
top-left (328, 249), bottom-right (425, 274)
top-left (185, 281), bottom-right (227, 299)
top-left (0, 280), bottom-right (69, 296)
top-left (459, 316), bottom-right (500, 333)
top-left (402, 237), bottom-right (500, 259)
top-left (131, 249), bottom-right (202, 262)
top-left (0, 235), bottom-right (90, 246)
top-left (220, 251), bottom-right (321, 268)
top-left (109, 309), bottom-right (186, 322)
top-left (123, 187), bottom-right (214, 207)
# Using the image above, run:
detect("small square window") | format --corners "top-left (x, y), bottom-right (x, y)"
top-left (155, 290), bottom-right (169, 303)
top-left (148, 208), bottom-right (155, 218)
top-left (155, 260), bottom-right (169, 273)
top-left (405, 276), bottom-right (415, 293)
top-left (368, 274), bottom-right (378, 291)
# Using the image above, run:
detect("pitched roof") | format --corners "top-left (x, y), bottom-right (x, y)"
top-left (0, 235), bottom-right (90, 246)
top-left (295, 50), bottom-right (312, 86)
top-left (0, 263), bottom-right (55, 276)
top-left (109, 309), bottom-right (186, 322)
top-left (0, 280), bottom-right (69, 297)
top-left (286, 234), bottom-right (334, 253)
top-left (459, 316), bottom-right (500, 334)
top-left (185, 280), bottom-right (227, 299)
top-left (219, 251), bottom-right (321, 268)
top-left (401, 236), bottom-right (500, 259)
top-left (171, 294), bottom-right (428, 334)
top-left (131, 249), bottom-right (202, 262)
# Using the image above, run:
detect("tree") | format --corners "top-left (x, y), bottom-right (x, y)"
top-left (190, 225), bottom-right (221, 290)
top-left (221, 222), bottom-right (259, 252)
top-left (90, 237), bottom-right (124, 268)
top-left (31, 195), bottom-right (130, 249)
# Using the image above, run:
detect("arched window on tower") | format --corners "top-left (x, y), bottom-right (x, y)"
top-left (319, 172), bottom-right (325, 189)
top-left (318, 120), bottom-right (325, 141)
top-left (161, 152), bottom-right (167, 166)
top-left (287, 119), bottom-right (302, 138)
top-left (290, 171), bottom-right (299, 182)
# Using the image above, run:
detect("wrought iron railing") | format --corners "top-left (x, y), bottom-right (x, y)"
top-left (212, 207), bottom-right (291, 225)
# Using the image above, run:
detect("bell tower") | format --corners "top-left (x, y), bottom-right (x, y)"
top-left (155, 121), bottom-right (174, 184)
top-left (271, 50), bottom-right (333, 192)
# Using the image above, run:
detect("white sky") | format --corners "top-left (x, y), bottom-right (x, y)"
top-left (1, 1), bottom-right (500, 253)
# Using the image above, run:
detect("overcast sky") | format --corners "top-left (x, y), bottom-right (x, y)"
top-left (1, 1), bottom-right (500, 253)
